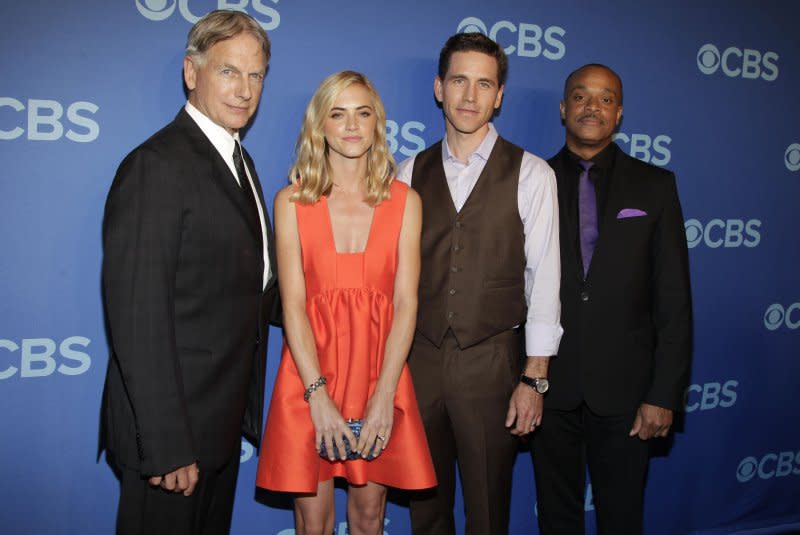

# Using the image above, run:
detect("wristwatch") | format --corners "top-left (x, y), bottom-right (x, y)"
top-left (520, 374), bottom-right (549, 394)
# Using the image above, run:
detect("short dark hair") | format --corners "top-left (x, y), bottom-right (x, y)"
top-left (438, 32), bottom-right (508, 86)
top-left (563, 63), bottom-right (623, 104)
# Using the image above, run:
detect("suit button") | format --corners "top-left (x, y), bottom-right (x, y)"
top-left (447, 311), bottom-right (455, 319)
top-left (451, 266), bottom-right (459, 273)
top-left (455, 221), bottom-right (463, 229)
top-left (453, 245), bottom-right (461, 252)
top-left (449, 288), bottom-right (456, 295)
top-left (580, 291), bottom-right (589, 302)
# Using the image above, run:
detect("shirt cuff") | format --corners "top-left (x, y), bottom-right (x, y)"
top-left (525, 321), bottom-right (563, 357)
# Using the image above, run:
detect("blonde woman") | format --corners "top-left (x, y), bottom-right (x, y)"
top-left (256, 71), bottom-right (435, 535)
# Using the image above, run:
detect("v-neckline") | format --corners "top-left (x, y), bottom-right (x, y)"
top-left (322, 195), bottom-right (376, 255)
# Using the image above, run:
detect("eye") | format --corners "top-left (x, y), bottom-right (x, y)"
top-left (250, 73), bottom-right (264, 82)
top-left (573, 94), bottom-right (584, 102)
top-left (359, 110), bottom-right (372, 118)
top-left (330, 111), bottom-right (343, 119)
top-left (221, 68), bottom-right (233, 76)
top-left (479, 81), bottom-right (491, 89)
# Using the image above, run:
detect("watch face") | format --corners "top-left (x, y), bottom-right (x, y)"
top-left (536, 378), bottom-right (550, 394)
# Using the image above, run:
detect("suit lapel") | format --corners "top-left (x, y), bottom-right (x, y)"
top-left (242, 147), bottom-right (278, 291)
top-left (553, 148), bottom-right (583, 282)
top-left (175, 110), bottom-right (263, 245)
top-left (586, 144), bottom-right (628, 281)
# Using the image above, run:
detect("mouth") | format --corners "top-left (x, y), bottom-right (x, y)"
top-left (457, 107), bottom-right (479, 115)
top-left (343, 136), bottom-right (363, 142)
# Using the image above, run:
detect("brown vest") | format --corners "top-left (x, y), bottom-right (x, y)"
top-left (411, 136), bottom-right (526, 349)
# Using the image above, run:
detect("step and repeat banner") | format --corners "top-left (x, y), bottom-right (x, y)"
top-left (1, 1), bottom-right (798, 534)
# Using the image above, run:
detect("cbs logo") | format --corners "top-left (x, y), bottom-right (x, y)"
top-left (136, 0), bottom-right (280, 30)
top-left (696, 43), bottom-right (778, 81)
top-left (0, 337), bottom-right (91, 379)
top-left (736, 450), bottom-right (800, 483)
top-left (763, 303), bottom-right (800, 331)
top-left (684, 380), bottom-right (737, 413)
top-left (684, 218), bottom-right (761, 249)
top-left (240, 439), bottom-right (254, 463)
top-left (386, 120), bottom-right (426, 158)
top-left (0, 98), bottom-right (99, 143)
top-left (785, 143), bottom-right (800, 172)
top-left (612, 133), bottom-right (671, 166)
top-left (457, 16), bottom-right (565, 60)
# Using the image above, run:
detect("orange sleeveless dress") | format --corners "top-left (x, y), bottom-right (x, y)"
top-left (256, 180), bottom-right (436, 492)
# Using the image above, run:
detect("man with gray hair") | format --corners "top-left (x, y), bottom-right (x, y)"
top-left (100, 10), bottom-right (278, 534)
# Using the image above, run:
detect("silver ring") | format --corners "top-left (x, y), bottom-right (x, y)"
top-left (376, 434), bottom-right (386, 441)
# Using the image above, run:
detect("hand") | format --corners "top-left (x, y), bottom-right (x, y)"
top-left (629, 403), bottom-right (673, 440)
top-left (357, 390), bottom-right (395, 458)
top-left (148, 462), bottom-right (200, 496)
top-left (308, 388), bottom-right (357, 461)
top-left (505, 383), bottom-right (543, 436)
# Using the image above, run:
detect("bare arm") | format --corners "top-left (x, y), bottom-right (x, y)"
top-left (273, 187), bottom-right (355, 460)
top-left (357, 188), bottom-right (422, 456)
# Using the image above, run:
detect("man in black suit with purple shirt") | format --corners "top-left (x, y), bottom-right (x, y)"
top-left (532, 63), bottom-right (692, 535)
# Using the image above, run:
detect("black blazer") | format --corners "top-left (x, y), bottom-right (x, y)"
top-left (100, 109), bottom-right (278, 476)
top-left (547, 144), bottom-right (692, 415)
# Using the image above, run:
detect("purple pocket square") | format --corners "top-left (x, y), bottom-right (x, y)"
top-left (617, 208), bottom-right (648, 219)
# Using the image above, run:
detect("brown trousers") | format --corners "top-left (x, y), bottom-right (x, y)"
top-left (408, 328), bottom-right (521, 535)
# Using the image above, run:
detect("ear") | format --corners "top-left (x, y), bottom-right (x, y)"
top-left (184, 56), bottom-right (197, 91)
top-left (434, 76), bottom-right (443, 104)
top-left (559, 101), bottom-right (566, 121)
top-left (615, 105), bottom-right (623, 126)
top-left (494, 84), bottom-right (505, 109)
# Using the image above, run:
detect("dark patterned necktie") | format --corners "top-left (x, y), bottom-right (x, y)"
top-left (233, 141), bottom-right (262, 250)
top-left (578, 159), bottom-right (597, 277)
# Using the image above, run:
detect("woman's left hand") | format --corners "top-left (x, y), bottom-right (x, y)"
top-left (357, 390), bottom-right (395, 458)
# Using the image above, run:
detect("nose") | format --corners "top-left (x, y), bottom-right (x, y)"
top-left (236, 74), bottom-right (252, 101)
top-left (464, 82), bottom-right (477, 102)
top-left (585, 95), bottom-right (599, 110)
top-left (345, 112), bottom-right (358, 130)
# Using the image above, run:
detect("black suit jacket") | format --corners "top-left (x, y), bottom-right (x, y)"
top-left (547, 144), bottom-right (692, 415)
top-left (100, 109), bottom-right (278, 476)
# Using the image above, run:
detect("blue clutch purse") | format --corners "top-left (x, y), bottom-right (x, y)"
top-left (318, 419), bottom-right (379, 461)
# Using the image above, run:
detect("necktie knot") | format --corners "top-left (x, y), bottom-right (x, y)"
top-left (579, 159), bottom-right (594, 173)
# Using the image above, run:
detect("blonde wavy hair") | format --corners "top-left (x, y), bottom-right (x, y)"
top-left (289, 71), bottom-right (396, 206)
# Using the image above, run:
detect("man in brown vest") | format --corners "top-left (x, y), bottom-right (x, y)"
top-left (397, 32), bottom-right (563, 535)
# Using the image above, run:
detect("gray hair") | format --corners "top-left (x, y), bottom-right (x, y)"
top-left (185, 9), bottom-right (270, 65)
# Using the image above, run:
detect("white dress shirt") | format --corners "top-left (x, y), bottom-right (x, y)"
top-left (397, 123), bottom-right (563, 357)
top-left (185, 102), bottom-right (271, 290)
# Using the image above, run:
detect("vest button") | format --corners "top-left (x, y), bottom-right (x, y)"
top-left (453, 244), bottom-right (461, 252)
top-left (449, 288), bottom-right (456, 295)
top-left (455, 221), bottom-right (463, 229)
top-left (580, 291), bottom-right (589, 302)
top-left (447, 311), bottom-right (455, 319)
top-left (451, 266), bottom-right (459, 273)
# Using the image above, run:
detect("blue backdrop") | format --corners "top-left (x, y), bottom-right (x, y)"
top-left (1, 1), bottom-right (799, 534)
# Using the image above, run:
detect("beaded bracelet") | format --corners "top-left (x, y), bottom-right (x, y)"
top-left (303, 376), bottom-right (327, 402)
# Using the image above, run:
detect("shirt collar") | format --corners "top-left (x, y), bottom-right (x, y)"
top-left (184, 101), bottom-right (240, 159)
top-left (565, 140), bottom-right (617, 172)
top-left (442, 123), bottom-right (498, 165)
